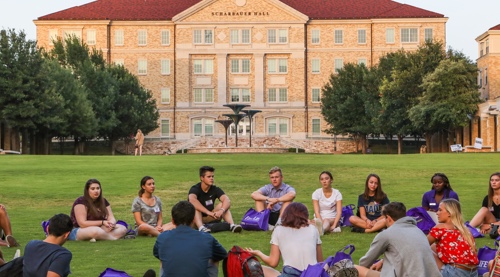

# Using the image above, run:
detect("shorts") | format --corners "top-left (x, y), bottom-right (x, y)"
top-left (68, 228), bottom-right (79, 241)
top-left (441, 264), bottom-right (478, 277)
top-left (279, 265), bottom-right (302, 277)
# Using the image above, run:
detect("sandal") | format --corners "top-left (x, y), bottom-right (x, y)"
top-left (491, 224), bottom-right (500, 239)
top-left (6, 235), bottom-right (20, 247)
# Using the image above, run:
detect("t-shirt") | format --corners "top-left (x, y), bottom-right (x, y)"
top-left (70, 196), bottom-right (110, 227)
top-left (481, 195), bottom-right (500, 219)
top-left (270, 224), bottom-right (321, 271)
top-left (132, 196), bottom-right (163, 227)
top-left (23, 240), bottom-right (72, 277)
top-left (421, 189), bottom-right (459, 211)
top-left (258, 183), bottom-right (296, 212)
top-left (356, 194), bottom-right (390, 221)
top-left (312, 188), bottom-right (342, 219)
top-left (188, 183), bottom-right (225, 213)
top-left (429, 227), bottom-right (479, 266)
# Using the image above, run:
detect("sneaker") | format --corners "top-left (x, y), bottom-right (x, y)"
top-left (89, 238), bottom-right (97, 242)
top-left (41, 220), bottom-right (50, 237)
top-left (143, 269), bottom-right (156, 277)
top-left (268, 225), bottom-right (275, 231)
top-left (200, 226), bottom-right (211, 233)
top-left (314, 219), bottom-right (324, 236)
top-left (332, 227), bottom-right (342, 233)
top-left (6, 235), bottom-right (20, 247)
top-left (230, 224), bottom-right (242, 233)
top-left (351, 227), bottom-right (365, 233)
top-left (13, 249), bottom-right (21, 259)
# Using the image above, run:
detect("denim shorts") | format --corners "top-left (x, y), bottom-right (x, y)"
top-left (279, 265), bottom-right (302, 277)
top-left (68, 228), bottom-right (79, 241)
top-left (441, 264), bottom-right (478, 277)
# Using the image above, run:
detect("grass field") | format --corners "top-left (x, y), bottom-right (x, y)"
top-left (0, 153), bottom-right (498, 276)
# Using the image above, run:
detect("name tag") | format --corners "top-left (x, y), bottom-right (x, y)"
top-left (490, 207), bottom-right (495, 212)
top-left (205, 199), bottom-right (213, 206)
top-left (430, 203), bottom-right (436, 206)
top-left (154, 207), bottom-right (160, 213)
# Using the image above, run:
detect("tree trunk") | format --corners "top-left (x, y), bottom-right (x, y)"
top-left (73, 138), bottom-right (80, 155)
top-left (397, 134), bottom-right (403, 155)
top-left (425, 133), bottom-right (432, 153)
top-left (11, 129), bottom-right (20, 151)
top-left (361, 135), bottom-right (367, 154)
top-left (3, 125), bottom-right (11, 151)
top-left (59, 137), bottom-right (65, 155)
top-left (30, 133), bottom-right (36, 154)
top-left (110, 140), bottom-right (116, 155)
top-left (21, 130), bottom-right (29, 154)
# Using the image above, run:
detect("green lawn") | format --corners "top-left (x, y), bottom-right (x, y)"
top-left (0, 153), bottom-right (498, 276)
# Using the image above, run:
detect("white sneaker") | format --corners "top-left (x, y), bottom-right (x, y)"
top-left (13, 249), bottom-right (21, 259)
top-left (315, 219), bottom-right (324, 236)
top-left (332, 227), bottom-right (341, 233)
top-left (268, 225), bottom-right (275, 231)
top-left (89, 238), bottom-right (96, 242)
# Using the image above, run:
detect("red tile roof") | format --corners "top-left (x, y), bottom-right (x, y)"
top-left (490, 24), bottom-right (500, 31)
top-left (37, 0), bottom-right (444, 21)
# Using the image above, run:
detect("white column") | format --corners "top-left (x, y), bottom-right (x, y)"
top-left (217, 53), bottom-right (227, 106)
top-left (254, 53), bottom-right (265, 107)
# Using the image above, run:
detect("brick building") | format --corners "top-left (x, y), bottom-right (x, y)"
top-left (34, 0), bottom-right (447, 153)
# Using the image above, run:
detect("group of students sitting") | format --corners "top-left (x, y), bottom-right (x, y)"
top-left (2, 167), bottom-right (500, 277)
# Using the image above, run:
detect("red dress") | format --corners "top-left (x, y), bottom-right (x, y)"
top-left (429, 227), bottom-right (479, 266)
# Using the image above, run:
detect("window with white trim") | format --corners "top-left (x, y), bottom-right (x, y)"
top-left (161, 59), bottom-right (170, 75)
top-left (161, 119), bottom-right (170, 137)
top-left (312, 118), bottom-right (321, 136)
top-left (358, 58), bottom-right (367, 66)
top-left (114, 59), bottom-right (124, 66)
top-left (193, 30), bottom-right (213, 44)
top-left (87, 29), bottom-right (96, 45)
top-left (230, 88), bottom-right (250, 103)
top-left (161, 30), bottom-right (170, 45)
top-left (386, 28), bottom-right (395, 44)
top-left (311, 29), bottom-right (320, 44)
top-left (311, 59), bottom-right (320, 74)
top-left (334, 30), bottom-right (343, 44)
top-left (230, 59), bottom-right (250, 74)
top-left (312, 88), bottom-right (321, 103)
top-left (268, 88), bottom-right (287, 103)
top-left (115, 30), bottom-right (124, 46)
top-left (334, 59), bottom-right (343, 73)
top-left (49, 29), bottom-right (58, 45)
top-left (161, 88), bottom-right (170, 103)
top-left (193, 59), bottom-right (214, 74)
top-left (193, 88), bottom-right (214, 103)
top-left (424, 28), bottom-right (433, 42)
top-left (138, 30), bottom-right (147, 46)
top-left (401, 28), bottom-right (418, 43)
top-left (230, 29), bottom-right (251, 44)
top-left (63, 30), bottom-right (81, 40)
top-left (358, 29), bottom-right (366, 44)
top-left (268, 59), bottom-right (287, 74)
top-left (138, 59), bottom-right (147, 75)
top-left (268, 29), bottom-right (288, 44)
top-left (193, 118), bottom-right (214, 136)
top-left (268, 118), bottom-right (289, 136)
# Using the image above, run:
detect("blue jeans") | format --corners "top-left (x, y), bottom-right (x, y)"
top-left (441, 264), bottom-right (478, 277)
top-left (279, 265), bottom-right (302, 277)
top-left (68, 228), bottom-right (79, 241)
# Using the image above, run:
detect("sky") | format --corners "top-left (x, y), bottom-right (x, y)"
top-left (0, 0), bottom-right (499, 60)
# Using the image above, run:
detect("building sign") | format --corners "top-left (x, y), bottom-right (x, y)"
top-left (212, 11), bottom-right (270, 16)
top-left (474, 137), bottom-right (483, 149)
top-left (450, 144), bottom-right (462, 152)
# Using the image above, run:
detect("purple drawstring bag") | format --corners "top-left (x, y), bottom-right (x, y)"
top-left (340, 204), bottom-right (355, 227)
top-left (478, 241), bottom-right (499, 276)
top-left (300, 245), bottom-right (356, 277)
top-left (98, 268), bottom-right (132, 277)
top-left (406, 207), bottom-right (436, 234)
top-left (240, 208), bottom-right (270, 231)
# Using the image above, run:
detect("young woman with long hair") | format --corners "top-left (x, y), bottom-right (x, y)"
top-left (349, 173), bottom-right (390, 233)
top-left (312, 171), bottom-right (342, 235)
top-left (469, 172), bottom-right (500, 234)
top-left (427, 198), bottom-right (478, 277)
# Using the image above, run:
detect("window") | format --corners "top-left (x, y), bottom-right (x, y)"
top-left (401, 28), bottom-right (418, 43)
top-left (312, 88), bottom-right (321, 103)
top-left (87, 30), bottom-right (96, 45)
top-left (161, 119), bottom-right (170, 137)
top-left (115, 30), bottom-right (124, 46)
top-left (138, 59), bottom-right (147, 75)
top-left (193, 30), bottom-right (213, 44)
top-left (114, 59), bottom-right (124, 66)
top-left (63, 30), bottom-right (81, 40)
top-left (386, 28), bottom-right (395, 43)
top-left (334, 30), bottom-right (343, 44)
top-left (334, 59), bottom-right (343, 73)
top-left (138, 30), bottom-right (147, 45)
top-left (312, 119), bottom-right (321, 136)
top-left (486, 39), bottom-right (490, 54)
top-left (481, 42), bottom-right (485, 57)
top-left (49, 29), bottom-right (58, 45)
top-left (161, 30), bottom-right (170, 45)
top-left (268, 118), bottom-right (289, 136)
top-left (230, 29), bottom-right (251, 44)
top-left (268, 88), bottom-right (287, 103)
top-left (358, 29), bottom-right (366, 44)
top-left (358, 58), bottom-right (367, 66)
top-left (193, 88), bottom-right (214, 103)
top-left (193, 59), bottom-right (214, 74)
top-left (424, 28), bottom-right (433, 42)
top-left (478, 71), bottom-right (483, 88)
top-left (193, 118), bottom-right (214, 136)
top-left (311, 30), bottom-right (320, 44)
top-left (230, 88), bottom-right (250, 103)
top-left (268, 29), bottom-right (288, 44)
top-left (230, 59), bottom-right (250, 74)
top-left (311, 59), bottom-right (320, 74)
top-left (161, 59), bottom-right (170, 75)
top-left (268, 59), bottom-right (288, 74)
top-left (161, 88), bottom-right (170, 103)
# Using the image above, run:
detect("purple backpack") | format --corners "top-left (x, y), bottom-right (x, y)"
top-left (240, 208), bottom-right (270, 231)
top-left (406, 207), bottom-right (436, 234)
top-left (340, 204), bottom-right (355, 227)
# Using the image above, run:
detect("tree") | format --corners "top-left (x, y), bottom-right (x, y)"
top-left (409, 57), bottom-right (480, 151)
top-left (321, 64), bottom-right (380, 153)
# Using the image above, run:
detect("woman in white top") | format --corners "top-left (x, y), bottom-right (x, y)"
top-left (312, 171), bottom-right (342, 235)
top-left (246, 202), bottom-right (323, 277)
